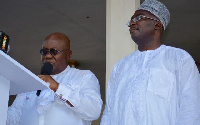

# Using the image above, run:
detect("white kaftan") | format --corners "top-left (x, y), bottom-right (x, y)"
top-left (101, 45), bottom-right (200, 125)
top-left (7, 66), bottom-right (102, 125)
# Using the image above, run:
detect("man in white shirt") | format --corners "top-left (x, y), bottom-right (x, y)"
top-left (7, 32), bottom-right (103, 125)
top-left (101, 0), bottom-right (200, 125)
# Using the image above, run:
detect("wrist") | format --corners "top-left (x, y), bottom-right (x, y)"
top-left (50, 81), bottom-right (59, 92)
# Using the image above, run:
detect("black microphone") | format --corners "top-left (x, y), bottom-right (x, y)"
top-left (36, 62), bottom-right (53, 96)
top-left (40, 62), bottom-right (53, 75)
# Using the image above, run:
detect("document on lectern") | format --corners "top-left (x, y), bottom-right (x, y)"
top-left (0, 50), bottom-right (48, 95)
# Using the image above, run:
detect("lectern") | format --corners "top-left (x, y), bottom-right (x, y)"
top-left (0, 50), bottom-right (48, 125)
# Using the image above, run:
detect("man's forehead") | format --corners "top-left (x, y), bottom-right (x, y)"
top-left (43, 39), bottom-right (66, 48)
top-left (43, 34), bottom-right (70, 49)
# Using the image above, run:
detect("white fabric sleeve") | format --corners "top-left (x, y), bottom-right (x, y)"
top-left (36, 89), bottom-right (55, 115)
top-left (100, 62), bottom-right (120, 125)
top-left (55, 72), bottom-right (103, 121)
top-left (176, 53), bottom-right (200, 124)
top-left (7, 93), bottom-right (26, 125)
top-left (100, 78), bottom-right (112, 125)
top-left (55, 84), bottom-right (71, 102)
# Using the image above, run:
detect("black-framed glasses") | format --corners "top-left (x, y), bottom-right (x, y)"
top-left (39, 48), bottom-right (67, 56)
top-left (126, 15), bottom-right (160, 27)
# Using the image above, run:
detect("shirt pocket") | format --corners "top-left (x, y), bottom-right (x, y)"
top-left (147, 68), bottom-right (175, 102)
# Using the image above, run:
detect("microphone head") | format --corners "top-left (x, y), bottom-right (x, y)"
top-left (40, 62), bottom-right (53, 75)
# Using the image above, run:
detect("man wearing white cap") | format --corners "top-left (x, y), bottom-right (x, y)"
top-left (101, 0), bottom-right (200, 124)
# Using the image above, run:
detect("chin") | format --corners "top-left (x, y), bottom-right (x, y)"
top-left (131, 37), bottom-right (137, 44)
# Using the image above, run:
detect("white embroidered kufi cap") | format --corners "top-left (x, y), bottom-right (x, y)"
top-left (138, 0), bottom-right (170, 30)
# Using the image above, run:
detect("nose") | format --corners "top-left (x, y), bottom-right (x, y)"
top-left (129, 20), bottom-right (136, 27)
top-left (44, 50), bottom-right (53, 58)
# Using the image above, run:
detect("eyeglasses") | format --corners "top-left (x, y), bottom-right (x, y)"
top-left (126, 15), bottom-right (160, 27)
top-left (39, 48), bottom-right (68, 56)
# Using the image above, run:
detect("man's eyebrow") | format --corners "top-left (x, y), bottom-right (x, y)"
top-left (131, 14), bottom-right (144, 19)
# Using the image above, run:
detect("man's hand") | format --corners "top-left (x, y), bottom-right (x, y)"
top-left (38, 75), bottom-right (58, 92)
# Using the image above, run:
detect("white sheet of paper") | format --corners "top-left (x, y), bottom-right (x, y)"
top-left (0, 50), bottom-right (48, 95)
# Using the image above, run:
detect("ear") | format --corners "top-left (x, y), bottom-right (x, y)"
top-left (155, 22), bottom-right (163, 30)
top-left (67, 50), bottom-right (72, 59)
